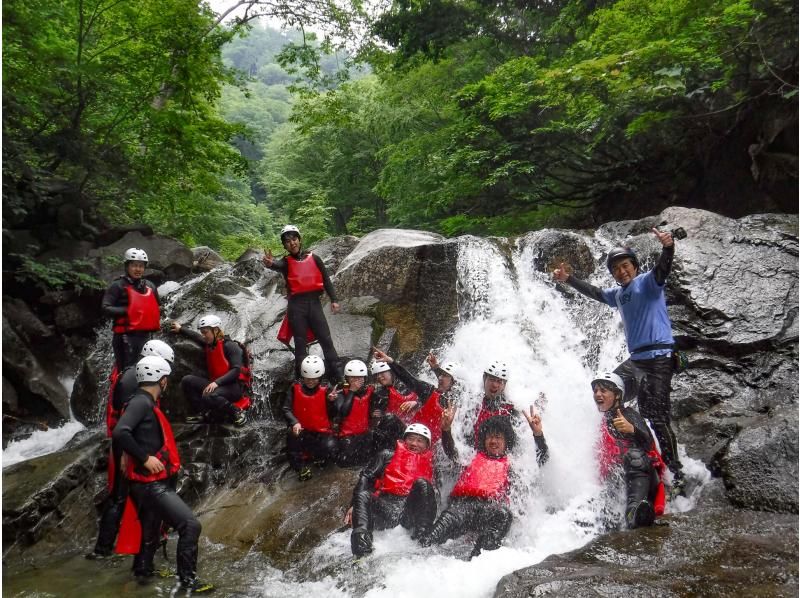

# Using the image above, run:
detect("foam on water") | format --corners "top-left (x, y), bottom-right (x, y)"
top-left (2, 420), bottom-right (85, 468)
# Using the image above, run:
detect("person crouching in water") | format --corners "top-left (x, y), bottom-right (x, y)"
top-left (112, 356), bottom-right (213, 592)
top-left (171, 315), bottom-right (247, 427)
top-left (421, 412), bottom-right (548, 558)
top-left (346, 423), bottom-right (437, 557)
top-left (369, 360), bottom-right (419, 424)
top-left (592, 371), bottom-right (666, 529)
top-left (283, 355), bottom-right (337, 481)
top-left (331, 360), bottom-right (375, 467)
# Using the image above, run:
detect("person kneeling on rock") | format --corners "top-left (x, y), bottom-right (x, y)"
top-left (346, 423), bottom-right (437, 558)
top-left (330, 360), bottom-right (375, 467)
top-left (171, 315), bottom-right (248, 427)
top-left (283, 355), bottom-right (337, 481)
top-left (420, 411), bottom-right (548, 559)
top-left (592, 371), bottom-right (666, 529)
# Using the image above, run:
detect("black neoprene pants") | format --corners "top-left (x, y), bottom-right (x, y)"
top-left (286, 430), bottom-right (336, 471)
top-left (112, 332), bottom-right (150, 371)
top-left (129, 479), bottom-right (201, 582)
top-left (423, 497), bottom-right (512, 552)
top-left (180, 375), bottom-right (241, 419)
top-left (334, 433), bottom-right (373, 468)
top-left (623, 447), bottom-right (659, 528)
top-left (93, 443), bottom-right (127, 554)
top-left (287, 294), bottom-right (342, 381)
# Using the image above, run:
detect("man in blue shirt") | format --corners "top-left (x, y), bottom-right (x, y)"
top-left (553, 228), bottom-right (685, 494)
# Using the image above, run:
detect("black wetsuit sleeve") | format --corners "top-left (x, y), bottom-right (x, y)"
top-left (101, 280), bottom-right (128, 318)
top-left (313, 254), bottom-right (338, 303)
top-left (267, 256), bottom-right (288, 275)
top-left (177, 328), bottom-right (205, 347)
top-left (534, 434), bottom-right (549, 466)
top-left (213, 341), bottom-right (242, 386)
top-left (113, 396), bottom-right (156, 465)
top-left (564, 275), bottom-right (607, 303)
top-left (622, 408), bottom-right (655, 451)
top-left (352, 450), bottom-right (393, 499)
top-left (283, 386), bottom-right (298, 426)
top-left (336, 390), bottom-right (355, 419)
top-left (652, 245), bottom-right (674, 286)
top-left (371, 386), bottom-right (389, 414)
top-left (112, 368), bottom-right (139, 412)
top-left (389, 361), bottom-right (435, 400)
top-left (441, 429), bottom-right (459, 463)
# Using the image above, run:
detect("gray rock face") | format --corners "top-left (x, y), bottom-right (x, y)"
top-left (89, 230), bottom-right (193, 282)
top-left (191, 246), bottom-right (226, 272)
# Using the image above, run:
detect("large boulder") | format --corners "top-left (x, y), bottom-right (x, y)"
top-left (89, 230), bottom-right (193, 282)
top-left (191, 246), bottom-right (226, 272)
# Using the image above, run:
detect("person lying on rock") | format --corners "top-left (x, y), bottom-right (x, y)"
top-left (346, 423), bottom-right (438, 558)
top-left (553, 227), bottom-right (686, 495)
top-left (262, 224), bottom-right (343, 384)
top-left (101, 247), bottom-right (161, 370)
top-left (170, 315), bottom-right (247, 427)
top-left (87, 340), bottom-right (175, 560)
top-left (592, 371), bottom-right (665, 529)
top-left (420, 410), bottom-right (548, 559)
top-left (283, 355), bottom-right (337, 481)
top-left (330, 359), bottom-right (376, 467)
top-left (371, 348), bottom-right (460, 446)
top-left (112, 355), bottom-right (214, 592)
top-left (369, 360), bottom-right (419, 424)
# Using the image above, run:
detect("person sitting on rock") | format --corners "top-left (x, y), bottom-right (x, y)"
top-left (469, 360), bottom-right (520, 448)
top-left (420, 409), bottom-right (548, 559)
top-left (591, 371), bottom-right (666, 529)
top-left (330, 359), bottom-right (375, 467)
top-left (346, 423), bottom-right (437, 558)
top-left (170, 315), bottom-right (247, 427)
top-left (262, 224), bottom-right (343, 384)
top-left (101, 248), bottom-right (161, 370)
top-left (283, 355), bottom-right (337, 481)
top-left (87, 339), bottom-right (175, 561)
top-left (112, 355), bottom-right (213, 592)
top-left (369, 360), bottom-right (419, 424)
top-left (371, 348), bottom-right (459, 445)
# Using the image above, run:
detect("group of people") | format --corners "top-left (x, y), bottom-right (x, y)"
top-left (90, 222), bottom-right (688, 588)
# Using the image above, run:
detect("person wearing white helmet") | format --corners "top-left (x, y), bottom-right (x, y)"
top-left (170, 316), bottom-right (248, 427)
top-left (329, 359), bottom-right (376, 467)
top-left (368, 359), bottom-right (419, 425)
top-left (465, 359), bottom-right (521, 449)
top-left (591, 372), bottom-right (665, 529)
top-left (87, 340), bottom-right (175, 560)
top-left (102, 247), bottom-right (161, 370)
top-left (282, 355), bottom-right (337, 481)
top-left (346, 423), bottom-right (437, 557)
top-left (112, 356), bottom-right (214, 592)
top-left (553, 227), bottom-right (686, 494)
top-left (262, 224), bottom-right (344, 384)
top-left (370, 347), bottom-right (458, 446)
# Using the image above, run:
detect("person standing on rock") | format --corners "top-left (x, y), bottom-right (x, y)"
top-left (170, 315), bottom-right (248, 427)
top-left (262, 224), bottom-right (343, 384)
top-left (552, 227), bottom-right (686, 494)
top-left (591, 371), bottom-right (665, 529)
top-left (102, 248), bottom-right (162, 370)
top-left (283, 355), bottom-right (337, 481)
top-left (87, 340), bottom-right (175, 560)
top-left (112, 355), bottom-right (214, 592)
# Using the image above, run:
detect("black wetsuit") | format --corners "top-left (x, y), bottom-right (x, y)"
top-left (112, 390), bottom-right (201, 582)
top-left (102, 277), bottom-right (161, 370)
top-left (267, 251), bottom-right (343, 382)
top-left (350, 445), bottom-right (437, 557)
top-left (331, 386), bottom-right (374, 467)
top-left (92, 366), bottom-right (138, 555)
top-left (178, 329), bottom-right (244, 421)
top-left (563, 246), bottom-right (683, 479)
top-left (282, 382), bottom-right (337, 471)
top-left (388, 361), bottom-right (449, 413)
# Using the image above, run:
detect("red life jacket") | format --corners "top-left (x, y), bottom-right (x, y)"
top-left (451, 452), bottom-right (510, 501)
top-left (375, 440), bottom-right (434, 496)
top-left (338, 386), bottom-right (373, 437)
top-left (113, 283), bottom-right (160, 333)
top-left (473, 400), bottom-right (515, 446)
top-left (106, 365), bottom-right (122, 438)
top-left (386, 386), bottom-right (418, 422)
top-left (277, 313), bottom-right (316, 345)
top-left (124, 403), bottom-right (181, 483)
top-left (204, 337), bottom-right (253, 410)
top-left (598, 424), bottom-right (667, 516)
top-left (292, 383), bottom-right (331, 433)
top-left (286, 253), bottom-right (324, 295)
top-left (411, 390), bottom-right (444, 444)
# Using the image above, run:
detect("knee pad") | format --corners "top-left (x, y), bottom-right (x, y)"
top-left (624, 449), bottom-right (649, 473)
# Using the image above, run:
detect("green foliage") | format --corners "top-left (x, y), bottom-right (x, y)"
top-left (12, 255), bottom-right (106, 293)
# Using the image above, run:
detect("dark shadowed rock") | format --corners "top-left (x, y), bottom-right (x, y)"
top-left (518, 230), bottom-right (597, 280)
top-left (90, 231), bottom-right (193, 282)
top-left (94, 224), bottom-right (154, 247)
top-left (192, 246), bottom-right (226, 272)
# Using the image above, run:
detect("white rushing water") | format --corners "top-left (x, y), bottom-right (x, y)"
top-left (252, 233), bottom-right (709, 598)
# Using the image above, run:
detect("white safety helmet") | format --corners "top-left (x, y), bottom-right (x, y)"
top-left (140, 339), bottom-right (174, 364)
top-left (124, 248), bottom-right (148, 263)
top-left (370, 361), bottom-right (391, 375)
top-left (280, 224), bottom-right (301, 240)
top-left (438, 361), bottom-right (460, 380)
top-left (484, 360), bottom-right (509, 381)
top-left (591, 371), bottom-right (625, 395)
top-left (344, 359), bottom-right (368, 377)
top-left (300, 355), bottom-right (325, 379)
top-left (404, 423), bottom-right (432, 444)
top-left (197, 314), bottom-right (222, 330)
top-left (135, 355), bottom-right (172, 383)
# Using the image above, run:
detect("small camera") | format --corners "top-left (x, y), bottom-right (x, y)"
top-left (659, 221), bottom-right (687, 240)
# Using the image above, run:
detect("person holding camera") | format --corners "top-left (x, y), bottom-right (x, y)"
top-left (552, 227), bottom-right (686, 496)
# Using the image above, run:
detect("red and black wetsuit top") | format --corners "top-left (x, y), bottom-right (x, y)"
top-left (204, 337), bottom-right (252, 409)
top-left (286, 253), bottom-right (325, 295)
top-left (411, 390), bottom-right (444, 444)
top-left (375, 440), bottom-right (434, 496)
top-left (451, 452), bottom-right (510, 502)
top-left (110, 283), bottom-right (160, 334)
top-left (473, 398), bottom-right (515, 447)
top-left (291, 383), bottom-right (332, 433)
top-left (338, 386), bottom-right (373, 437)
top-left (386, 386), bottom-right (419, 422)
